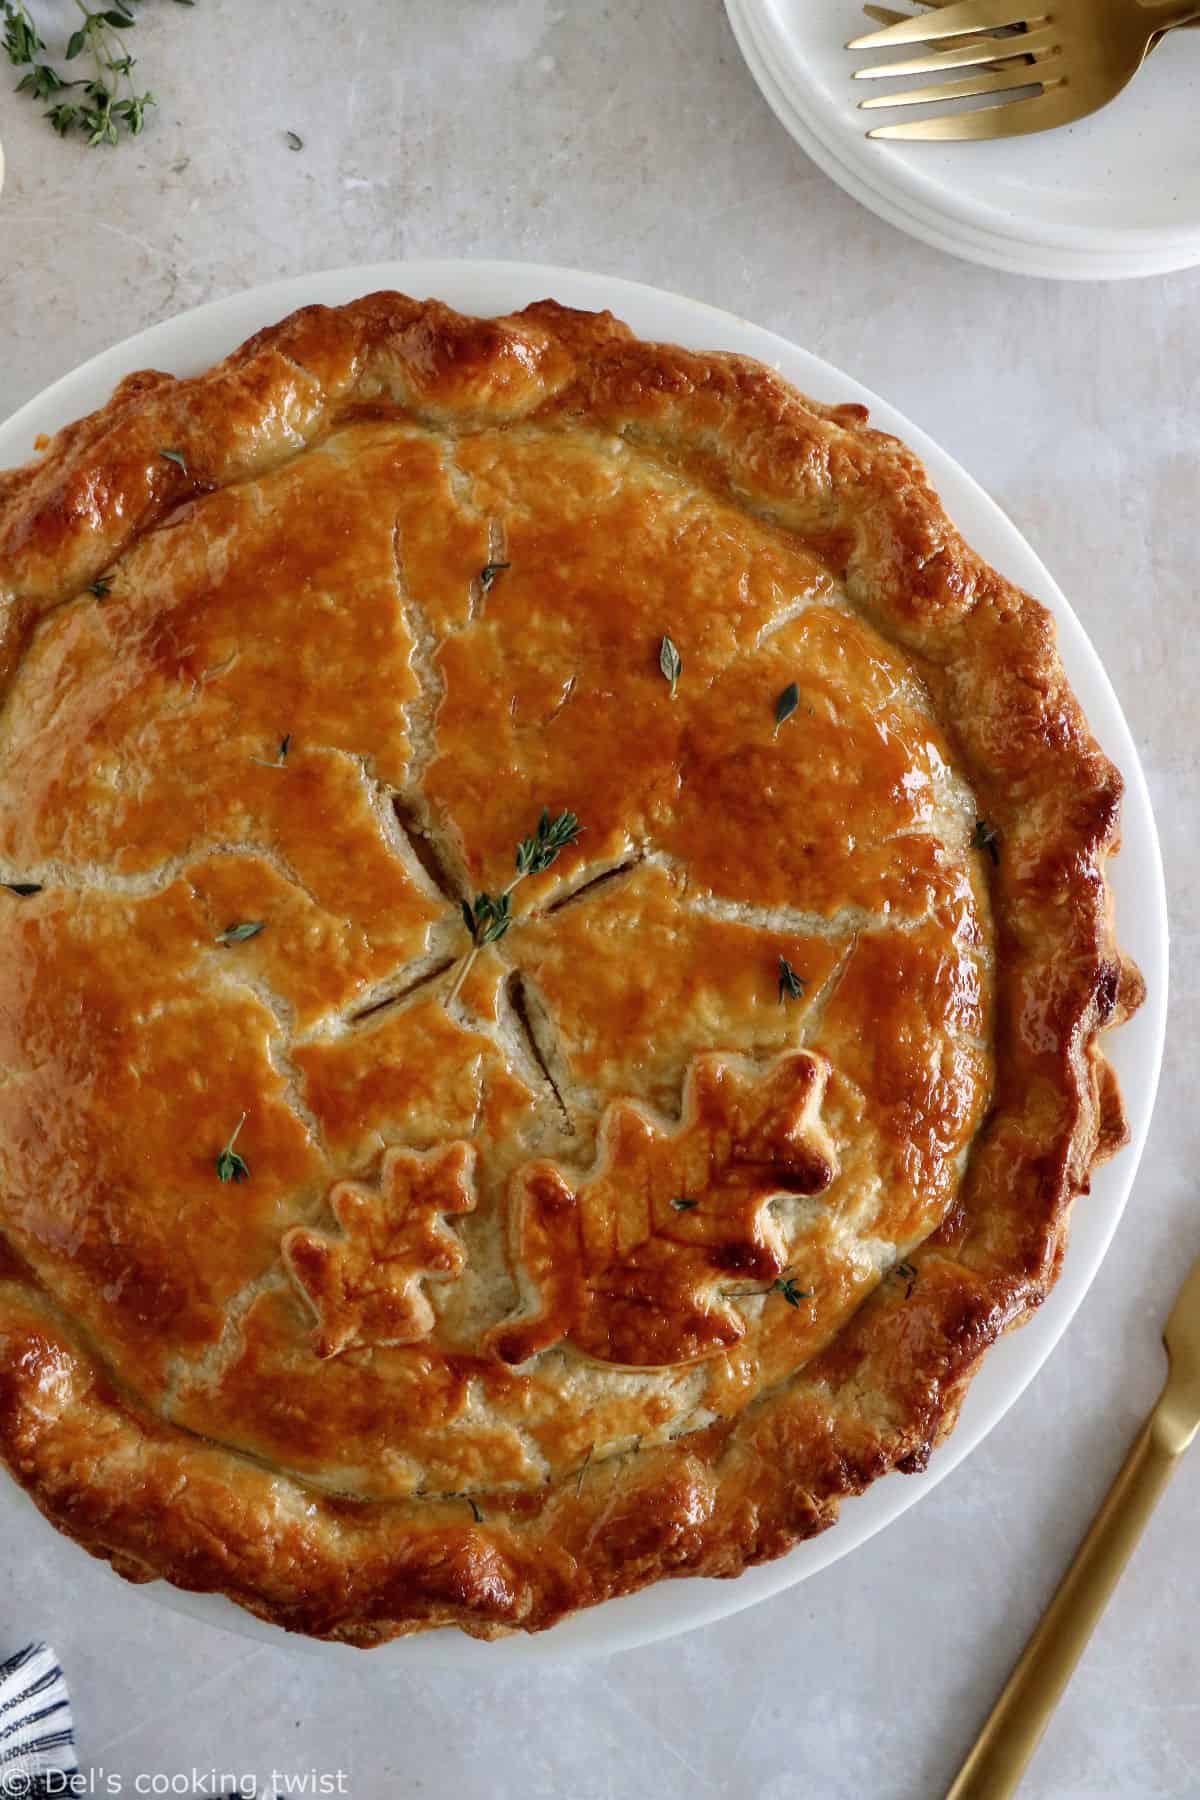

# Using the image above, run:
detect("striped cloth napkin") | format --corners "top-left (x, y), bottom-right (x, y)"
top-left (0, 1645), bottom-right (77, 1798)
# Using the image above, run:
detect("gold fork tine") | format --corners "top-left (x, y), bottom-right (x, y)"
top-left (852, 27), bottom-right (1045, 78)
top-left (860, 2), bottom-right (1020, 65)
top-left (848, 0), bottom-right (1043, 49)
top-left (866, 80), bottom-right (1084, 137)
top-left (859, 58), bottom-right (1057, 106)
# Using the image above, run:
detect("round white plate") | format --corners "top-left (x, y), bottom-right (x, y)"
top-left (726, 0), bottom-right (1200, 280)
top-left (0, 261), bottom-right (1168, 1665)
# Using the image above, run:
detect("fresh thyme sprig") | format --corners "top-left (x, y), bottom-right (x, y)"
top-left (214, 1112), bottom-right (249, 1183)
top-left (725, 1271), bottom-right (813, 1309)
top-left (778, 956), bottom-right (806, 1005)
top-left (447, 807), bottom-right (582, 1005)
top-left (2, 0), bottom-right (177, 147)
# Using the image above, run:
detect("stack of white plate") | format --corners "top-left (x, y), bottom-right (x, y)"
top-left (726, 0), bottom-right (1200, 279)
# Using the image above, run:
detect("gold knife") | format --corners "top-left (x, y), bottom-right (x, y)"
top-left (946, 1249), bottom-right (1200, 1799)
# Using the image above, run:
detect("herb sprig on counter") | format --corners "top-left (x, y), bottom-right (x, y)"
top-left (448, 807), bottom-right (582, 1004)
top-left (2, 1), bottom-right (187, 147)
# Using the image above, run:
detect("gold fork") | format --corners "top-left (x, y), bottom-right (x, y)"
top-left (945, 1247), bottom-right (1200, 1798)
top-left (861, 0), bottom-right (1194, 58)
top-left (847, 0), bottom-right (1200, 141)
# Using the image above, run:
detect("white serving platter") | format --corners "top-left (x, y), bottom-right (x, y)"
top-left (0, 260), bottom-right (1168, 1666)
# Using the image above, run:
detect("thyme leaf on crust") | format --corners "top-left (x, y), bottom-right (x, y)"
top-left (4, 882), bottom-right (42, 896)
top-left (658, 633), bottom-right (682, 698)
top-left (894, 1259), bottom-right (918, 1299)
top-left (215, 921), bottom-right (265, 946)
top-left (778, 956), bottom-right (806, 1005)
top-left (214, 1113), bottom-right (249, 1184)
top-left (479, 561), bottom-right (510, 593)
top-left (251, 734), bottom-right (291, 769)
top-left (159, 447), bottom-right (188, 475)
top-left (671, 1196), bottom-right (699, 1212)
top-left (773, 681), bottom-right (800, 735)
top-left (971, 818), bottom-right (1000, 865)
top-left (88, 575), bottom-right (112, 599)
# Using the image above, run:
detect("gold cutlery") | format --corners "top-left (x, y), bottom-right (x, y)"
top-left (945, 1247), bottom-right (1200, 1798)
top-left (848, 0), bottom-right (1200, 141)
top-left (861, 0), bottom-right (1195, 55)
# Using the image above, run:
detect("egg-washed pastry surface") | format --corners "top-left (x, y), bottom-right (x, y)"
top-left (0, 294), bottom-right (1141, 1643)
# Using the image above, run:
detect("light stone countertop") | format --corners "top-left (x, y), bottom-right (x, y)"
top-left (1, 5), bottom-right (1198, 1797)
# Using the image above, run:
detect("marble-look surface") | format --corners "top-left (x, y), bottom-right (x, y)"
top-left (1, 4), bottom-right (1198, 1796)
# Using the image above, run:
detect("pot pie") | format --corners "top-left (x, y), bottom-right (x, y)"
top-left (0, 293), bottom-right (1142, 1644)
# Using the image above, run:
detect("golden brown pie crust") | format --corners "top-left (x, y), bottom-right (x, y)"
top-left (0, 293), bottom-right (1142, 1643)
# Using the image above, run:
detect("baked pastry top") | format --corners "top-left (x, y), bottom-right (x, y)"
top-left (0, 293), bottom-right (1141, 1643)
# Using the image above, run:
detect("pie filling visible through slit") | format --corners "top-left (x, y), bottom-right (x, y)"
top-left (0, 294), bottom-right (1142, 1642)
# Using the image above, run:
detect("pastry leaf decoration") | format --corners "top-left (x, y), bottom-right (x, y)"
top-left (485, 1050), bottom-right (837, 1370)
top-left (282, 1141), bottom-right (476, 1358)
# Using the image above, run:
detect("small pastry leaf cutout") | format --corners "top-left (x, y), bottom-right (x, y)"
top-left (283, 1141), bottom-right (476, 1358)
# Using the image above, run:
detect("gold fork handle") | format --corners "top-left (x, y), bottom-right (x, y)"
top-left (946, 1394), bottom-right (1183, 1800)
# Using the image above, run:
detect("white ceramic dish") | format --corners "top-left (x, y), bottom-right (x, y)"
top-left (0, 260), bottom-right (1168, 1665)
top-left (726, 0), bottom-right (1200, 280)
